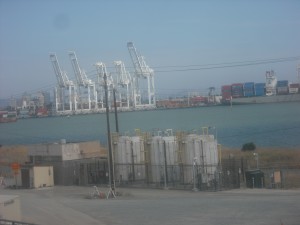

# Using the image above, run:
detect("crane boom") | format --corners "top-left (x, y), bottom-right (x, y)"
top-left (127, 42), bottom-right (153, 78)
top-left (68, 51), bottom-right (92, 86)
top-left (127, 42), bottom-right (155, 107)
top-left (50, 53), bottom-right (73, 87)
top-left (49, 53), bottom-right (76, 113)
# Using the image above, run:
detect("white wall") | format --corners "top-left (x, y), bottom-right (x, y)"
top-left (32, 166), bottom-right (54, 188)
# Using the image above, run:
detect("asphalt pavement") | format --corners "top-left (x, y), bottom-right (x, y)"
top-left (1, 186), bottom-right (299, 225)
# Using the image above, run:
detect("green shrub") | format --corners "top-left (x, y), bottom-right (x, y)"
top-left (241, 142), bottom-right (256, 151)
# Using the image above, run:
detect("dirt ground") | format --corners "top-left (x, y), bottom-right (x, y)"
top-left (1, 186), bottom-right (300, 225)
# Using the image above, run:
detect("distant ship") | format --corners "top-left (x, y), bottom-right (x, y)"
top-left (230, 93), bottom-right (300, 105)
top-left (0, 111), bottom-right (17, 123)
top-left (222, 70), bottom-right (300, 105)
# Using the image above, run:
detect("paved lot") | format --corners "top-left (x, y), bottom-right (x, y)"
top-left (1, 186), bottom-right (300, 225)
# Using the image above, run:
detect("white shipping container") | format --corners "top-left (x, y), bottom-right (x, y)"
top-left (276, 86), bottom-right (289, 94)
top-left (289, 87), bottom-right (299, 94)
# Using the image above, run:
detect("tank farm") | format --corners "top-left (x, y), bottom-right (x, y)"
top-left (110, 128), bottom-right (236, 191)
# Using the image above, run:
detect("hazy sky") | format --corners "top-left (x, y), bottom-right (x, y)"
top-left (0, 0), bottom-right (300, 99)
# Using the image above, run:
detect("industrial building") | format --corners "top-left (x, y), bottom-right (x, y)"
top-left (27, 140), bottom-right (107, 186)
top-left (0, 141), bottom-right (108, 187)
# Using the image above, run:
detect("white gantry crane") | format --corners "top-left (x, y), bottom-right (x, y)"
top-left (50, 53), bottom-right (76, 113)
top-left (113, 60), bottom-right (132, 109)
top-left (127, 42), bottom-right (156, 108)
top-left (94, 62), bottom-right (114, 109)
top-left (68, 51), bottom-right (97, 111)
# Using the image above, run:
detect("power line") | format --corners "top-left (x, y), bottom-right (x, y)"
top-left (84, 56), bottom-right (300, 75)
top-left (154, 56), bottom-right (300, 73)
top-left (152, 56), bottom-right (300, 69)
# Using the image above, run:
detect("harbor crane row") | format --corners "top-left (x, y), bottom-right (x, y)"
top-left (50, 53), bottom-right (77, 113)
top-left (127, 42), bottom-right (156, 108)
top-left (114, 60), bottom-right (132, 108)
top-left (69, 51), bottom-right (97, 111)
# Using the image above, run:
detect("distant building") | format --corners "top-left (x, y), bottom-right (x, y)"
top-left (27, 140), bottom-right (108, 185)
top-left (0, 141), bottom-right (108, 187)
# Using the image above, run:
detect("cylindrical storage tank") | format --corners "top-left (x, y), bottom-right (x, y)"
top-left (130, 136), bottom-right (146, 181)
top-left (113, 136), bottom-right (131, 164)
top-left (149, 136), bottom-right (165, 183)
top-left (182, 134), bottom-right (218, 185)
top-left (181, 134), bottom-right (200, 184)
top-left (162, 136), bottom-right (178, 165)
top-left (149, 135), bottom-right (179, 183)
top-left (162, 136), bottom-right (180, 184)
top-left (113, 136), bottom-right (145, 183)
top-left (131, 136), bottom-right (145, 164)
top-left (113, 136), bottom-right (132, 183)
top-left (201, 136), bottom-right (218, 182)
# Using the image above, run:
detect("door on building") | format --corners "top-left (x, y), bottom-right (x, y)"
top-left (21, 168), bottom-right (30, 188)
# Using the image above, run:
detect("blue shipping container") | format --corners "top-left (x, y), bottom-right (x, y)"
top-left (277, 80), bottom-right (288, 87)
top-left (255, 83), bottom-right (265, 87)
top-left (243, 82), bottom-right (255, 97)
top-left (255, 91), bottom-right (265, 96)
top-left (254, 83), bottom-right (265, 96)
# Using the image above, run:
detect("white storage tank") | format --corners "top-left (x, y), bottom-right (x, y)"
top-left (149, 136), bottom-right (164, 183)
top-left (113, 136), bottom-right (146, 182)
top-left (182, 134), bottom-right (218, 184)
top-left (149, 134), bottom-right (179, 183)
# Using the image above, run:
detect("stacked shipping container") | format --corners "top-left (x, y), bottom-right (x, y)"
top-left (221, 80), bottom-right (300, 102)
top-left (289, 83), bottom-right (299, 94)
top-left (243, 82), bottom-right (255, 97)
top-left (277, 80), bottom-right (289, 95)
top-left (231, 83), bottom-right (244, 98)
top-left (254, 83), bottom-right (265, 96)
top-left (221, 85), bottom-right (232, 102)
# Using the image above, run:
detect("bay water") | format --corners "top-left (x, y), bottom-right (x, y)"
top-left (0, 102), bottom-right (299, 148)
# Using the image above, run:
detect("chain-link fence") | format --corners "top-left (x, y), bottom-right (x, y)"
top-left (1, 157), bottom-right (299, 189)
